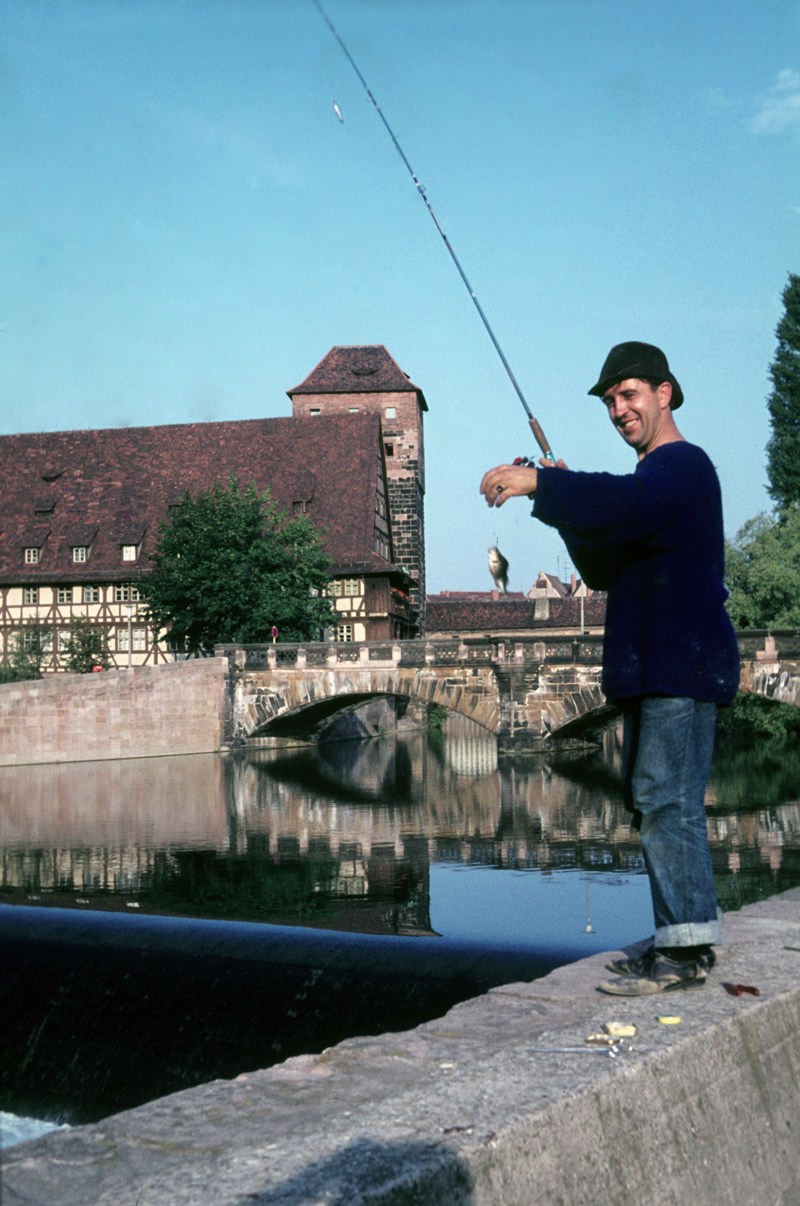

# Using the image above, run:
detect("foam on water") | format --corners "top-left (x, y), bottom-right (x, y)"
top-left (0, 1110), bottom-right (69, 1150)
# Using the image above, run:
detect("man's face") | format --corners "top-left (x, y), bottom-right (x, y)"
top-left (602, 378), bottom-right (672, 458)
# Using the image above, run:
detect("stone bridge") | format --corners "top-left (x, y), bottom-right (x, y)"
top-left (218, 629), bottom-right (800, 756)
top-left (219, 634), bottom-right (616, 756)
top-left (739, 631), bottom-right (800, 708)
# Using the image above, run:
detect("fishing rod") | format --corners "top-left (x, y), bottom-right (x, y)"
top-left (313, 0), bottom-right (555, 464)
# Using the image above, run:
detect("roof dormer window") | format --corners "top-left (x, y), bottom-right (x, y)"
top-left (72, 546), bottom-right (87, 563)
top-left (121, 544), bottom-right (138, 562)
top-left (24, 547), bottom-right (40, 564)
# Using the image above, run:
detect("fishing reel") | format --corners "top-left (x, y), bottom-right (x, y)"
top-left (512, 456), bottom-right (537, 499)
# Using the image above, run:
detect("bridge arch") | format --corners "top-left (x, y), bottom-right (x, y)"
top-left (237, 668), bottom-right (502, 745)
top-left (220, 637), bottom-right (610, 754)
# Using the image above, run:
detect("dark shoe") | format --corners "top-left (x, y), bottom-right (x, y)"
top-left (606, 945), bottom-right (716, 976)
top-left (598, 953), bottom-right (708, 996)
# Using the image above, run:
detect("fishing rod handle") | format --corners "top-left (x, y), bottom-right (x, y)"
top-left (528, 416), bottom-right (555, 462)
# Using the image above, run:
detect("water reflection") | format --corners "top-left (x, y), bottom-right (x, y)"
top-left (2, 717), bottom-right (799, 941)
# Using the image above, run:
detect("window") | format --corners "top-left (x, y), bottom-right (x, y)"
top-left (384, 443), bottom-right (394, 458)
top-left (336, 624), bottom-right (353, 642)
top-left (72, 547), bottom-right (87, 563)
top-left (373, 533), bottom-right (390, 560)
top-left (83, 585), bottom-right (100, 603)
top-left (114, 584), bottom-right (141, 602)
top-left (24, 547), bottom-right (39, 564)
top-left (23, 587), bottom-right (38, 605)
top-left (119, 626), bottom-right (147, 653)
top-left (293, 501), bottom-right (308, 515)
top-left (385, 407), bottom-right (396, 419)
top-left (57, 630), bottom-right (71, 656)
top-left (57, 586), bottom-right (72, 605)
top-left (21, 629), bottom-right (51, 652)
top-left (309, 407), bottom-right (321, 416)
top-left (121, 544), bottom-right (137, 562)
top-left (328, 579), bottom-right (359, 598)
top-left (348, 406), bottom-right (359, 413)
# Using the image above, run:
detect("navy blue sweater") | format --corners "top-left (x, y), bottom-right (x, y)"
top-left (532, 442), bottom-right (740, 704)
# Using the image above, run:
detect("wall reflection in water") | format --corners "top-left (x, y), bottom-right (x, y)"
top-left (2, 714), bottom-right (800, 946)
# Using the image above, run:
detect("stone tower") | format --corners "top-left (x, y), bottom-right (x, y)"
top-left (288, 346), bottom-right (427, 633)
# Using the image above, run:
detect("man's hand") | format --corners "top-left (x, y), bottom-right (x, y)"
top-left (481, 456), bottom-right (568, 508)
top-left (480, 463), bottom-right (538, 508)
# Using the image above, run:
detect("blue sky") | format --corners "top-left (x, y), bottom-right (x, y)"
top-left (1, 0), bottom-right (797, 592)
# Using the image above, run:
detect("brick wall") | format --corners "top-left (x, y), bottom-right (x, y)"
top-left (0, 658), bottom-right (229, 766)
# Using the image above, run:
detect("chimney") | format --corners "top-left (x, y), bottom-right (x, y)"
top-left (571, 573), bottom-right (577, 594)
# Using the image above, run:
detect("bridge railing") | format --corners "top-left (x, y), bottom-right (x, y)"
top-left (735, 628), bottom-right (800, 661)
top-left (215, 634), bottom-right (607, 671)
top-left (216, 628), bottom-right (800, 673)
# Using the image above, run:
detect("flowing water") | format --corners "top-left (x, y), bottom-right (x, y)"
top-left (1, 713), bottom-right (799, 1133)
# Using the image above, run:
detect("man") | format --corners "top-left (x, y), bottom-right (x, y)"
top-left (480, 342), bottom-right (741, 996)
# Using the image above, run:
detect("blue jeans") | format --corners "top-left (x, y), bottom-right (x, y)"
top-left (621, 696), bottom-right (722, 948)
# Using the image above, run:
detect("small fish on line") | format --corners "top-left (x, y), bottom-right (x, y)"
top-left (333, 100), bottom-right (344, 123)
top-left (488, 545), bottom-right (509, 594)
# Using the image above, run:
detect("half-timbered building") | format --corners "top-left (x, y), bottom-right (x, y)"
top-left (0, 346), bottom-right (426, 673)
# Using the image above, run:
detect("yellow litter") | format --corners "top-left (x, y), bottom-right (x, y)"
top-left (603, 1022), bottom-right (638, 1038)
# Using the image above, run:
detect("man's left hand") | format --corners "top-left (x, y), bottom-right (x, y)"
top-left (480, 463), bottom-right (538, 507)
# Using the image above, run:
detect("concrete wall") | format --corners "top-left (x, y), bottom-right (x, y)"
top-left (0, 658), bottom-right (229, 766)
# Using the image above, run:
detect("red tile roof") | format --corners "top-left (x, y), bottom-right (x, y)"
top-left (426, 596), bottom-right (608, 632)
top-left (288, 345), bottom-right (428, 410)
top-left (0, 415), bottom-right (396, 584)
top-left (428, 591), bottom-right (526, 601)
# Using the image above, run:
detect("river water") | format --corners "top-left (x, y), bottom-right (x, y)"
top-left (1, 713), bottom-right (799, 1134)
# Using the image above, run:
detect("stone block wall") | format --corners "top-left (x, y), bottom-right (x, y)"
top-left (0, 658), bottom-right (229, 766)
top-left (387, 475), bottom-right (425, 629)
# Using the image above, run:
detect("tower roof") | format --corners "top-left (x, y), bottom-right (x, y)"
top-left (288, 345), bottom-right (428, 411)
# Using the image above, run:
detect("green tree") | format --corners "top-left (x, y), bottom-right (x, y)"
top-left (0, 620), bottom-right (53, 682)
top-left (62, 618), bottom-right (110, 673)
top-left (725, 508), bottom-right (800, 628)
top-left (766, 273), bottom-right (800, 512)
top-left (140, 476), bottom-right (333, 653)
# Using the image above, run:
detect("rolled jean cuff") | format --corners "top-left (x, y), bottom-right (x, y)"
top-left (654, 917), bottom-right (722, 948)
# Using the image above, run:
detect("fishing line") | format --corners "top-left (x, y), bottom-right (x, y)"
top-left (313, 0), bottom-right (555, 462)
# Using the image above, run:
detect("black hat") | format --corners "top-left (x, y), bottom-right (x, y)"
top-left (587, 341), bottom-right (683, 409)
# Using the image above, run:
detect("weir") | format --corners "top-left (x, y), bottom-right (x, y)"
top-left (0, 904), bottom-right (570, 1126)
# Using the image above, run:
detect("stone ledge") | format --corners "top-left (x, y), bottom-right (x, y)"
top-left (3, 890), bottom-right (800, 1205)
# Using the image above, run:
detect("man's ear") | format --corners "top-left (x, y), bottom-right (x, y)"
top-left (657, 381), bottom-right (673, 410)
